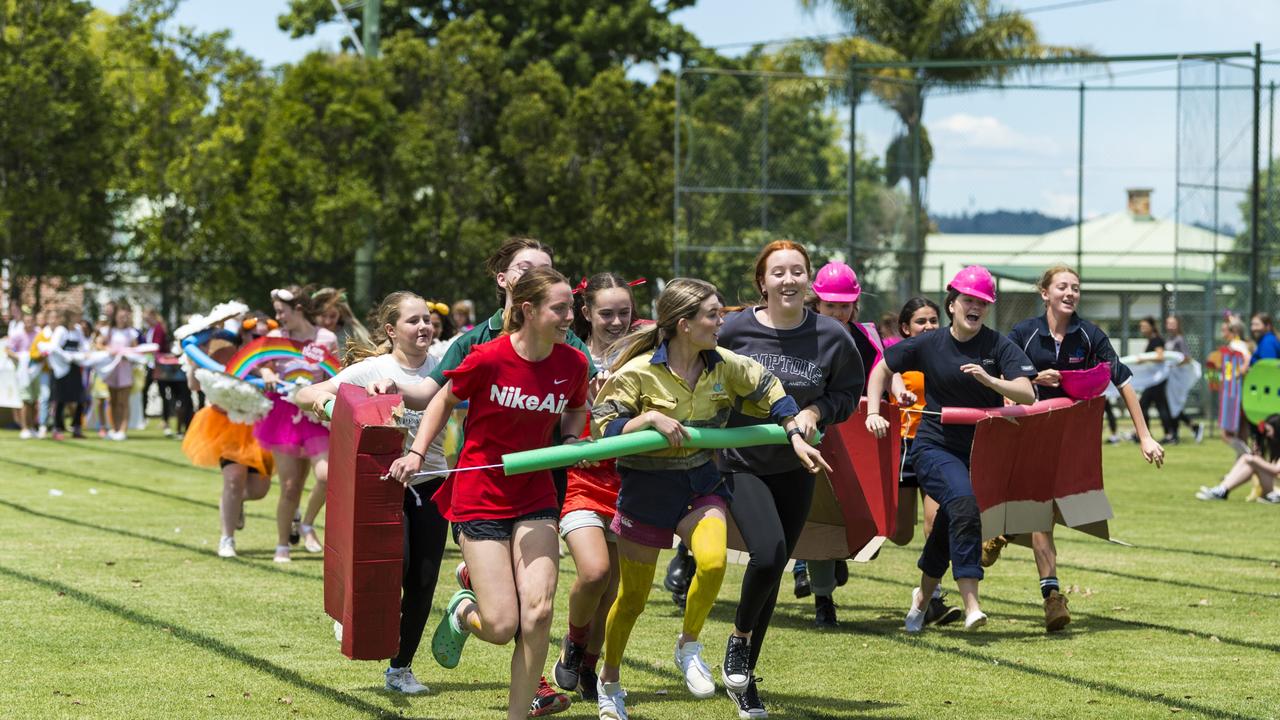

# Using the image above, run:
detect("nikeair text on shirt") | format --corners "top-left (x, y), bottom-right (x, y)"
top-left (490, 384), bottom-right (570, 413)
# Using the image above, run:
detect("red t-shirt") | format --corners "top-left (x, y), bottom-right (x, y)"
top-left (433, 335), bottom-right (589, 522)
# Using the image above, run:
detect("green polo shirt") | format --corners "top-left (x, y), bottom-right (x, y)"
top-left (427, 308), bottom-right (599, 385)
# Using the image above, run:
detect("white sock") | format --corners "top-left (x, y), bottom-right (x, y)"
top-left (300, 523), bottom-right (314, 535)
top-left (931, 586), bottom-right (943, 599)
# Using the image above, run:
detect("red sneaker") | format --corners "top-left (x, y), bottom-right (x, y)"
top-left (455, 562), bottom-right (471, 591)
top-left (529, 676), bottom-right (571, 717)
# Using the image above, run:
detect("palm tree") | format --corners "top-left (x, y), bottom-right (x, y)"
top-left (799, 0), bottom-right (1087, 295)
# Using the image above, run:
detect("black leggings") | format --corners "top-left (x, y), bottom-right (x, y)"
top-left (727, 467), bottom-right (816, 671)
top-left (52, 370), bottom-right (84, 433)
top-left (391, 477), bottom-right (450, 669)
top-left (158, 379), bottom-right (193, 432)
top-left (1140, 380), bottom-right (1174, 438)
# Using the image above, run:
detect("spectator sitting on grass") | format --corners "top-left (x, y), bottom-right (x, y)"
top-left (1197, 414), bottom-right (1280, 504)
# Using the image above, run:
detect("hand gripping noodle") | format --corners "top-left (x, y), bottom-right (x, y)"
top-left (324, 384), bottom-right (408, 661)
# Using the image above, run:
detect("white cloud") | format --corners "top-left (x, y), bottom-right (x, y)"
top-left (932, 113), bottom-right (1060, 155)
top-left (1041, 190), bottom-right (1077, 218)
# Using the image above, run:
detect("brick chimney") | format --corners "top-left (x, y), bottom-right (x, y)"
top-left (1127, 188), bottom-right (1152, 218)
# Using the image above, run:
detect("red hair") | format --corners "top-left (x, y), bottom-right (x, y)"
top-left (752, 240), bottom-right (812, 302)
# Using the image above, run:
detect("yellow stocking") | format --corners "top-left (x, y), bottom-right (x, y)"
top-left (603, 554), bottom-right (657, 668)
top-left (682, 516), bottom-right (727, 639)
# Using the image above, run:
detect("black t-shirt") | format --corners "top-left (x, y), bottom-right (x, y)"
top-left (883, 325), bottom-right (1037, 456)
top-left (1145, 336), bottom-right (1165, 353)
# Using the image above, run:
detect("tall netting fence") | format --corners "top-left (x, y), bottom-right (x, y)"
top-left (676, 52), bottom-right (1271, 422)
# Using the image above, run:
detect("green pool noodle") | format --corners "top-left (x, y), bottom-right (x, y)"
top-left (501, 424), bottom-right (819, 476)
top-left (1242, 359), bottom-right (1280, 425)
top-left (323, 399), bottom-right (336, 420)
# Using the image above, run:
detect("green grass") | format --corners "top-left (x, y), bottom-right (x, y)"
top-left (1, 428), bottom-right (1278, 720)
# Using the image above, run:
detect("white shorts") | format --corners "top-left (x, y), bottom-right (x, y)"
top-left (559, 509), bottom-right (617, 543)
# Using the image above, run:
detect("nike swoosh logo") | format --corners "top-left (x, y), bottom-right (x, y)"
top-left (554, 379), bottom-right (568, 385)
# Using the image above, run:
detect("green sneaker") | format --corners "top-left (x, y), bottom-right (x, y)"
top-left (432, 589), bottom-right (475, 669)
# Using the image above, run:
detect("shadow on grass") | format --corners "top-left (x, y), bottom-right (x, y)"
top-left (1122, 542), bottom-right (1279, 567)
top-left (847, 573), bottom-right (1280, 656)
top-left (0, 498), bottom-right (320, 584)
top-left (59, 437), bottom-right (217, 472)
top-left (0, 456), bottom-right (291, 528)
top-left (0, 563), bottom-right (398, 719)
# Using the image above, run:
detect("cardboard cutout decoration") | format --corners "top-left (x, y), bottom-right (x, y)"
top-left (968, 396), bottom-right (1111, 540)
top-left (324, 384), bottom-right (407, 661)
top-left (728, 399), bottom-right (900, 562)
top-left (1242, 359), bottom-right (1280, 426)
top-left (1218, 347), bottom-right (1247, 433)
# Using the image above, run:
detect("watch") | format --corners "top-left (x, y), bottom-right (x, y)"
top-left (786, 427), bottom-right (805, 442)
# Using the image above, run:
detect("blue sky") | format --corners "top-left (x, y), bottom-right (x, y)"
top-left (93, 0), bottom-right (1279, 223)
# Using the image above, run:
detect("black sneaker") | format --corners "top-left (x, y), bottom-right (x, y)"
top-left (664, 545), bottom-right (693, 594)
top-left (834, 560), bottom-right (849, 587)
top-left (924, 593), bottom-right (963, 626)
top-left (576, 664), bottom-right (598, 701)
top-left (289, 510), bottom-right (301, 545)
top-left (793, 570), bottom-right (811, 599)
top-left (726, 676), bottom-right (767, 719)
top-left (671, 590), bottom-right (687, 611)
top-left (722, 635), bottom-right (751, 692)
top-left (553, 637), bottom-right (585, 692)
top-left (814, 595), bottom-right (837, 628)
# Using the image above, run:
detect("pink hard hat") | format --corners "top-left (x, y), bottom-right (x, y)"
top-left (812, 262), bottom-right (861, 303)
top-left (948, 265), bottom-right (997, 304)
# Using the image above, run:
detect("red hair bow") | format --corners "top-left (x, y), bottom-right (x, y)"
top-left (571, 277), bottom-right (647, 295)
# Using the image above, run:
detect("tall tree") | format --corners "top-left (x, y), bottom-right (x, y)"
top-left (278, 0), bottom-right (700, 88)
top-left (0, 0), bottom-right (116, 307)
top-left (799, 0), bottom-right (1085, 294)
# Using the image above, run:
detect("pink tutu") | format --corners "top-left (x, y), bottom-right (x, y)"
top-left (253, 393), bottom-right (328, 458)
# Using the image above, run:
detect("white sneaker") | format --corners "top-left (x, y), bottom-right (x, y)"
top-left (37, 427), bottom-right (47, 439)
top-left (674, 638), bottom-right (715, 699)
top-left (597, 678), bottom-right (629, 720)
top-left (904, 587), bottom-right (926, 633)
top-left (163, 427), bottom-right (174, 438)
top-left (384, 666), bottom-right (429, 694)
top-left (1196, 485), bottom-right (1227, 501)
top-left (301, 525), bottom-right (323, 553)
top-left (273, 545), bottom-right (291, 563)
top-left (217, 536), bottom-right (236, 558)
top-left (334, 620), bottom-right (343, 643)
top-left (964, 610), bottom-right (988, 630)
top-left (18, 429), bottom-right (33, 440)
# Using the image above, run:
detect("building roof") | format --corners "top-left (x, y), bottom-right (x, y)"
top-left (917, 210), bottom-right (1241, 294)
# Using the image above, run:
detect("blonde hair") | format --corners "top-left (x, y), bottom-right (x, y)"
top-left (344, 291), bottom-right (425, 366)
top-left (1037, 264), bottom-right (1080, 293)
top-left (502, 267), bottom-right (570, 335)
top-left (611, 278), bottom-right (721, 371)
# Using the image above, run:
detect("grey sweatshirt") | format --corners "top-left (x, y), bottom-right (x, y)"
top-left (717, 308), bottom-right (864, 475)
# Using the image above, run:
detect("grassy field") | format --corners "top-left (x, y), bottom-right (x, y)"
top-left (1, 427), bottom-right (1278, 720)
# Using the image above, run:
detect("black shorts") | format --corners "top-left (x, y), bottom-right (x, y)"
top-left (219, 458), bottom-right (264, 476)
top-left (899, 438), bottom-right (919, 488)
top-left (452, 507), bottom-right (559, 545)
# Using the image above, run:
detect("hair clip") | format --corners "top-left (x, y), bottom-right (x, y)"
top-left (572, 277), bottom-right (647, 295)
top-left (271, 288), bottom-right (295, 303)
top-left (426, 301), bottom-right (450, 316)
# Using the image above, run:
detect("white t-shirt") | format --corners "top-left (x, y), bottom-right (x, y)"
top-left (332, 353), bottom-right (447, 483)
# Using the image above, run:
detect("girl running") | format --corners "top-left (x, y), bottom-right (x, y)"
top-left (388, 268), bottom-right (588, 720)
top-left (256, 286), bottom-right (338, 562)
top-left (993, 266), bottom-right (1164, 631)
top-left (182, 324), bottom-right (276, 559)
top-left (298, 291), bottom-right (448, 694)
top-left (865, 266), bottom-right (1036, 632)
top-left (552, 273), bottom-right (638, 701)
top-left (591, 278), bottom-right (830, 720)
top-left (718, 243), bottom-right (863, 718)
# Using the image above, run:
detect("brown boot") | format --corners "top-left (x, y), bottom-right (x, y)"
top-left (1043, 590), bottom-right (1071, 632)
top-left (980, 535), bottom-right (1008, 567)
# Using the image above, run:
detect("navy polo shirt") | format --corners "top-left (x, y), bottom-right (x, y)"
top-left (1007, 314), bottom-right (1134, 400)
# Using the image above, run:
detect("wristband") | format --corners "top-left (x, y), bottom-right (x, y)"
top-left (407, 449), bottom-right (427, 461)
top-left (866, 411), bottom-right (882, 417)
top-left (786, 427), bottom-right (805, 442)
